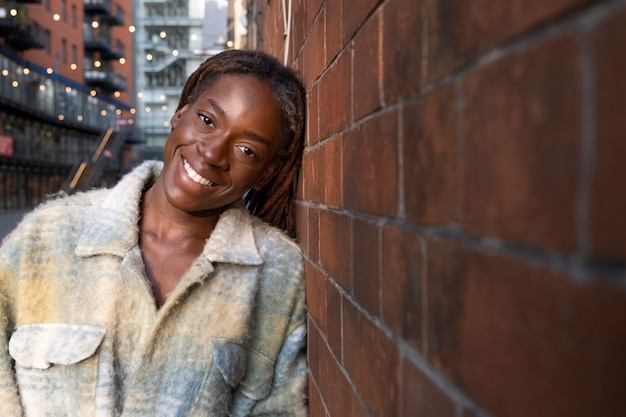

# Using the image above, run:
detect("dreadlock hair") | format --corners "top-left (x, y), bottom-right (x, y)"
top-left (176, 49), bottom-right (306, 237)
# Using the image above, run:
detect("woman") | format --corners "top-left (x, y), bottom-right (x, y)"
top-left (0, 50), bottom-right (307, 417)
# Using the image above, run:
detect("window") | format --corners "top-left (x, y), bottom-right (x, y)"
top-left (44, 30), bottom-right (51, 54)
top-left (61, 39), bottom-right (67, 63)
top-left (71, 45), bottom-right (77, 66)
top-left (61, 0), bottom-right (66, 21)
top-left (71, 5), bottom-right (76, 27)
top-left (115, 40), bottom-right (125, 57)
top-left (31, 22), bottom-right (40, 41)
top-left (115, 5), bottom-right (125, 22)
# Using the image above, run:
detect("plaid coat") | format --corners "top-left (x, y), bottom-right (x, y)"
top-left (0, 161), bottom-right (307, 417)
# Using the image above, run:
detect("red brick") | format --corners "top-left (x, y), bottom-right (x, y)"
top-left (325, 1), bottom-right (343, 63)
top-left (319, 49), bottom-right (352, 139)
top-left (590, 9), bottom-right (626, 262)
top-left (353, 10), bottom-right (382, 120)
top-left (300, 149), bottom-right (312, 201)
top-left (306, 262), bottom-right (326, 330)
top-left (423, 0), bottom-right (599, 84)
top-left (427, 236), bottom-right (626, 417)
top-left (352, 218), bottom-right (380, 313)
top-left (308, 319), bottom-right (322, 385)
top-left (307, 374), bottom-right (326, 417)
top-left (307, 82), bottom-right (320, 146)
top-left (291, 1), bottom-right (307, 60)
top-left (295, 203), bottom-right (308, 251)
top-left (401, 358), bottom-right (456, 417)
top-left (319, 209), bottom-right (353, 290)
top-left (263, 2), bottom-right (282, 58)
top-left (343, 300), bottom-right (400, 417)
top-left (307, 206), bottom-right (320, 265)
top-left (325, 280), bottom-right (343, 362)
top-left (306, 0), bottom-right (324, 30)
top-left (381, 225), bottom-right (422, 350)
top-left (325, 134), bottom-right (344, 208)
top-left (404, 83), bottom-right (458, 225)
top-left (382, 0), bottom-right (421, 103)
top-left (342, 0), bottom-right (382, 44)
top-left (301, 3), bottom-right (326, 89)
top-left (302, 145), bottom-right (326, 203)
top-left (460, 34), bottom-right (580, 251)
top-left (343, 111), bottom-right (399, 217)
top-left (319, 340), bottom-right (369, 417)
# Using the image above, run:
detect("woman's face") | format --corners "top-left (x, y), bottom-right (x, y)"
top-left (159, 73), bottom-right (285, 215)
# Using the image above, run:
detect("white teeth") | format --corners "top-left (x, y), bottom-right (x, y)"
top-left (183, 158), bottom-right (213, 186)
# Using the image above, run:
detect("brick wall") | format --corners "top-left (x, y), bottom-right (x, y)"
top-left (260, 1), bottom-right (626, 416)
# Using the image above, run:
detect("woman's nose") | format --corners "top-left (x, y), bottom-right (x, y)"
top-left (195, 137), bottom-right (229, 170)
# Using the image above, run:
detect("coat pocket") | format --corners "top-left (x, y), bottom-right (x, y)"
top-left (9, 323), bottom-right (106, 369)
top-left (190, 339), bottom-right (276, 417)
top-left (211, 339), bottom-right (247, 387)
top-left (9, 323), bottom-right (106, 416)
top-left (210, 339), bottom-right (275, 399)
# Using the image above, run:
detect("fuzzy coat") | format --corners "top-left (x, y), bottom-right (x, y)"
top-left (0, 161), bottom-right (307, 417)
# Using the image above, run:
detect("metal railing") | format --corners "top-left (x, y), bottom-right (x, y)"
top-left (0, 48), bottom-right (129, 132)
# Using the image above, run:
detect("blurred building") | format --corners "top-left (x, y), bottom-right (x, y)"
top-left (133, 0), bottom-right (228, 160)
top-left (0, 0), bottom-right (140, 212)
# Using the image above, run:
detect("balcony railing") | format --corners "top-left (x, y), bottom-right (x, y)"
top-left (84, 29), bottom-right (124, 60)
top-left (101, 7), bottom-right (124, 26)
top-left (84, 69), bottom-right (127, 92)
top-left (84, 0), bottom-right (112, 15)
top-left (0, 4), bottom-right (44, 51)
top-left (0, 47), bottom-right (130, 133)
top-left (4, 23), bottom-right (45, 50)
top-left (84, 0), bottom-right (123, 25)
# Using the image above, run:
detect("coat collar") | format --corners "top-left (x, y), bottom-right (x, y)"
top-left (75, 161), bottom-right (263, 266)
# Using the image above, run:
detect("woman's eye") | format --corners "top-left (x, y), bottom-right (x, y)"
top-left (198, 114), bottom-right (214, 127)
top-left (236, 145), bottom-right (257, 159)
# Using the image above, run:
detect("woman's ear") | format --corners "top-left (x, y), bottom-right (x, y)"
top-left (170, 104), bottom-right (190, 128)
top-left (252, 161), bottom-right (280, 190)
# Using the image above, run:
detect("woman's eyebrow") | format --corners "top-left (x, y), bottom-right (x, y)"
top-left (205, 98), bottom-right (271, 146)
top-left (207, 98), bottom-right (227, 118)
top-left (244, 129), bottom-right (270, 146)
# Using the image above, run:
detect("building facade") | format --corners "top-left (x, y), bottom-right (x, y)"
top-left (0, 0), bottom-right (138, 212)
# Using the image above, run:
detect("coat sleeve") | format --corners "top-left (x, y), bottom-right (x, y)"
top-left (0, 240), bottom-right (26, 416)
top-left (231, 268), bottom-right (308, 417)
top-left (230, 226), bottom-right (308, 417)
top-left (243, 285), bottom-right (308, 417)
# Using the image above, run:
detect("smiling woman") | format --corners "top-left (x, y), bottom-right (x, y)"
top-left (0, 50), bottom-right (308, 417)
top-left (154, 73), bottom-right (286, 221)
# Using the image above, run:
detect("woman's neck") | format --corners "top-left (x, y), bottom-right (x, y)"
top-left (139, 183), bottom-right (220, 249)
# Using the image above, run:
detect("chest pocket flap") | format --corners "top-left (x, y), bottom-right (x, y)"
top-left (9, 323), bottom-right (106, 369)
top-left (211, 339), bottom-right (275, 401)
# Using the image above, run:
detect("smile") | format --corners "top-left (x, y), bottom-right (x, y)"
top-left (183, 158), bottom-right (213, 186)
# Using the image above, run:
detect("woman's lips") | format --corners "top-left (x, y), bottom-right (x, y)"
top-left (182, 158), bottom-right (213, 186)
